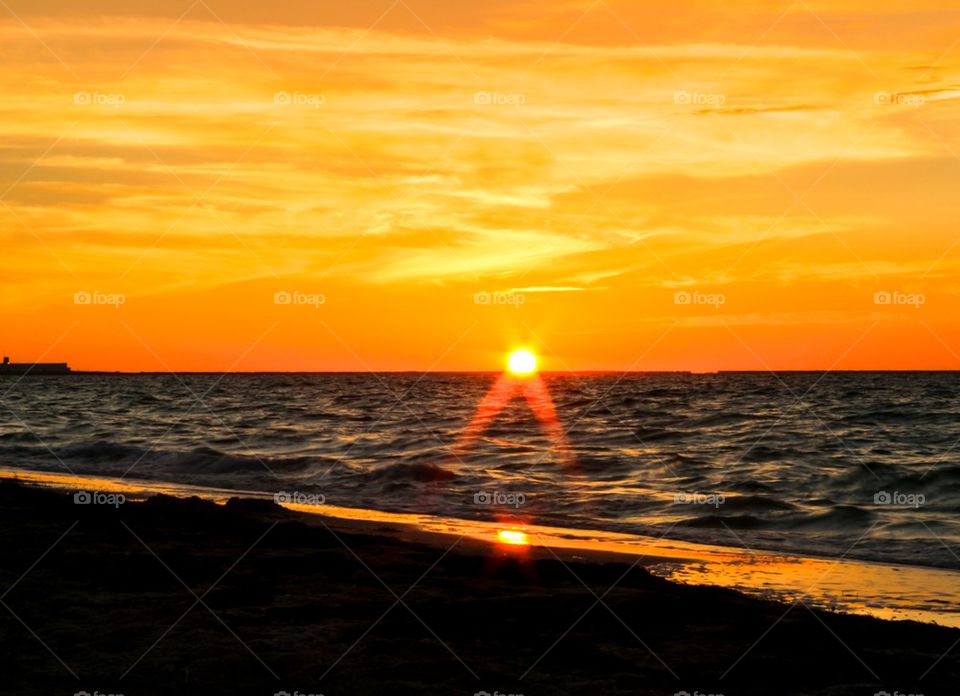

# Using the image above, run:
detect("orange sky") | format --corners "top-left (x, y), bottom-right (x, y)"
top-left (2, 0), bottom-right (960, 371)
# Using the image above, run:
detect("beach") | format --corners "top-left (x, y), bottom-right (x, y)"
top-left (4, 0), bottom-right (960, 691)
top-left (1, 479), bottom-right (957, 696)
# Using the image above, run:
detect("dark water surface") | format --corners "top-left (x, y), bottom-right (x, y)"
top-left (1, 371), bottom-right (958, 570)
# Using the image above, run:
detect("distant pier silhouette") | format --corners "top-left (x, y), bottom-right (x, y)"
top-left (0, 356), bottom-right (72, 375)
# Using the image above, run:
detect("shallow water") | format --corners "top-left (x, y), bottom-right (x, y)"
top-left (1, 371), bottom-right (958, 572)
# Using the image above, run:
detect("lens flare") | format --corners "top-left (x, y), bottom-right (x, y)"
top-left (455, 369), bottom-right (573, 469)
top-left (507, 349), bottom-right (537, 376)
top-left (497, 529), bottom-right (530, 546)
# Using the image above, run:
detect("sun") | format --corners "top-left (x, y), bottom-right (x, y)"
top-left (507, 349), bottom-right (537, 376)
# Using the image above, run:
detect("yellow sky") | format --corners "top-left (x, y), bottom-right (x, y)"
top-left (1, 0), bottom-right (960, 371)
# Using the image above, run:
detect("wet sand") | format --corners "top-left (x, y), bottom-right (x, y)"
top-left (1, 479), bottom-right (958, 695)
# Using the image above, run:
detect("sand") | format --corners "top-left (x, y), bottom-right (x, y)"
top-left (0, 479), bottom-right (957, 695)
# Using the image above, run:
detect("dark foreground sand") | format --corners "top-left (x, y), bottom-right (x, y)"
top-left (1, 480), bottom-right (957, 696)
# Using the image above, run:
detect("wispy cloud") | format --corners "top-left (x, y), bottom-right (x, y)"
top-left (1, 2), bottom-right (959, 369)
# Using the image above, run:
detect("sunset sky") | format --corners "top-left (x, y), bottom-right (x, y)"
top-left (2, 0), bottom-right (960, 371)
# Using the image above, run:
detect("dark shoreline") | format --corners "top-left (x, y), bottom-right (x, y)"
top-left (1, 480), bottom-right (958, 695)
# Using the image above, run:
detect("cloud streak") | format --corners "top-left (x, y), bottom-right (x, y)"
top-left (1, 3), bottom-right (959, 369)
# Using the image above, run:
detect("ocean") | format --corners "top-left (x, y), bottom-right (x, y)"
top-left (1, 371), bottom-right (957, 573)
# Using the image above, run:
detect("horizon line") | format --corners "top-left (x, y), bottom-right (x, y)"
top-left (6, 369), bottom-right (960, 376)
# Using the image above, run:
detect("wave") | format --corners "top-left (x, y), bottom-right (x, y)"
top-left (3, 371), bottom-right (960, 571)
top-left (364, 462), bottom-right (456, 483)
